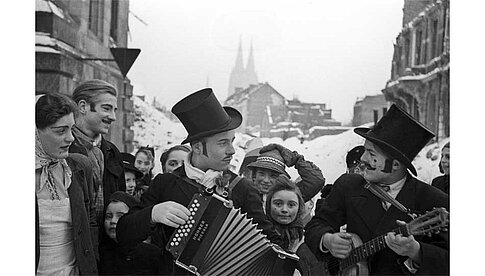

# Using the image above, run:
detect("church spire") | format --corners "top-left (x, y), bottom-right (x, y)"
top-left (245, 38), bottom-right (258, 86)
top-left (227, 36), bottom-right (247, 99)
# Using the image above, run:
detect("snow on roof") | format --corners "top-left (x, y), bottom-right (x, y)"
top-left (36, 45), bottom-right (60, 54)
top-left (36, 33), bottom-right (56, 47)
top-left (36, 0), bottom-right (65, 19)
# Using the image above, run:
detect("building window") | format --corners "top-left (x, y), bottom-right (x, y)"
top-left (415, 30), bottom-right (422, 65)
top-left (110, 0), bottom-right (119, 42)
top-left (89, 0), bottom-right (104, 38)
top-left (431, 19), bottom-right (439, 58)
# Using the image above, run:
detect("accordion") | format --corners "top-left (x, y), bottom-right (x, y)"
top-left (166, 192), bottom-right (299, 276)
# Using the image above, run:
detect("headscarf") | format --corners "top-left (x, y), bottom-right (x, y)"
top-left (35, 95), bottom-right (72, 199)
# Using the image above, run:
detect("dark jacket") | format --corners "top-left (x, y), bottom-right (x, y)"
top-left (431, 175), bottom-right (449, 195)
top-left (294, 156), bottom-right (325, 202)
top-left (69, 136), bottom-right (126, 208)
top-left (99, 237), bottom-right (160, 275)
top-left (305, 173), bottom-right (449, 275)
top-left (116, 165), bottom-right (284, 275)
top-left (35, 153), bottom-right (99, 275)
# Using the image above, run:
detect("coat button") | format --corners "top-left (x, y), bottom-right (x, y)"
top-left (84, 249), bottom-right (90, 255)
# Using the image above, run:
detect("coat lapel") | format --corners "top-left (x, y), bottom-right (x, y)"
top-left (351, 185), bottom-right (386, 235)
top-left (375, 176), bottom-right (418, 235)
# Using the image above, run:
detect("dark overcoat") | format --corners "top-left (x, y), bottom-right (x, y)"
top-left (35, 153), bottom-right (99, 275)
top-left (69, 136), bottom-right (126, 208)
top-left (305, 173), bottom-right (449, 275)
top-left (116, 165), bottom-right (284, 275)
top-left (431, 175), bottom-right (449, 195)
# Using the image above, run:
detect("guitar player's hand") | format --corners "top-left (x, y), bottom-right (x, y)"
top-left (151, 201), bottom-right (191, 228)
top-left (385, 220), bottom-right (422, 262)
top-left (322, 232), bottom-right (353, 259)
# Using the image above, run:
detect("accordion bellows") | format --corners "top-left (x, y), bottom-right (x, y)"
top-left (167, 193), bottom-right (299, 276)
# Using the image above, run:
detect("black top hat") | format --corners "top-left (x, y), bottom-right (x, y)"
top-left (354, 104), bottom-right (434, 176)
top-left (247, 149), bottom-right (290, 178)
top-left (172, 88), bottom-right (242, 144)
top-left (121, 152), bottom-right (143, 179)
top-left (346, 145), bottom-right (365, 169)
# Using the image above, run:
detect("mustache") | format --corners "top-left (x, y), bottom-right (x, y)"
top-left (361, 162), bottom-right (376, 171)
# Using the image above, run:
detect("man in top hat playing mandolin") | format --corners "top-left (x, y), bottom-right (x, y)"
top-left (116, 88), bottom-right (285, 275)
top-left (305, 104), bottom-right (449, 275)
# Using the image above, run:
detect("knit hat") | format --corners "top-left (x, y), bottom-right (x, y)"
top-left (247, 149), bottom-right (290, 178)
top-left (109, 191), bottom-right (138, 208)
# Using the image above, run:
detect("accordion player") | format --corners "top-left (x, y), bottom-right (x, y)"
top-left (166, 192), bottom-right (300, 276)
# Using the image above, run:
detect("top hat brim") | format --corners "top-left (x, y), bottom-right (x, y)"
top-left (181, 106), bottom-right (242, 144)
top-left (354, 127), bottom-right (417, 175)
top-left (247, 160), bottom-right (291, 178)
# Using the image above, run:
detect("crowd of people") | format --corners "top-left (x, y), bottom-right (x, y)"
top-left (35, 81), bottom-right (450, 275)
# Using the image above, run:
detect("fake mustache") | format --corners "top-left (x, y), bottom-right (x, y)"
top-left (361, 162), bottom-right (376, 171)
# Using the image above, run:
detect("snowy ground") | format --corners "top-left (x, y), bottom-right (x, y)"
top-left (132, 96), bottom-right (449, 188)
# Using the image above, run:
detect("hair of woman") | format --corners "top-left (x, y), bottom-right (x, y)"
top-left (36, 93), bottom-right (77, 130)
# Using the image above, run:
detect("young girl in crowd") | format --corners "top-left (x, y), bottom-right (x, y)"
top-left (134, 146), bottom-right (155, 195)
top-left (265, 175), bottom-right (324, 276)
top-left (160, 144), bottom-right (191, 173)
top-left (35, 93), bottom-right (98, 275)
top-left (99, 192), bottom-right (160, 275)
top-left (121, 152), bottom-right (144, 198)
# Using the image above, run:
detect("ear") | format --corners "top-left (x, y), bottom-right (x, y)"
top-left (392, 159), bottom-right (402, 172)
top-left (191, 141), bottom-right (202, 155)
top-left (77, 100), bottom-right (89, 115)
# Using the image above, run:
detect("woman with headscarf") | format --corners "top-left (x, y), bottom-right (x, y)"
top-left (35, 93), bottom-right (98, 275)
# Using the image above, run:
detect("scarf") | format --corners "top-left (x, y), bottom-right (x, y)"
top-left (35, 95), bottom-right (72, 199)
top-left (71, 125), bottom-right (104, 183)
top-left (184, 152), bottom-right (223, 189)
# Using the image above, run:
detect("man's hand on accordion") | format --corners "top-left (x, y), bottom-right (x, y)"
top-left (151, 201), bottom-right (191, 228)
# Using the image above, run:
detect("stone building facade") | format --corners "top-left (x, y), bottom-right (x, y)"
top-left (36, 0), bottom-right (137, 152)
top-left (382, 0), bottom-right (449, 140)
top-left (352, 94), bottom-right (388, 126)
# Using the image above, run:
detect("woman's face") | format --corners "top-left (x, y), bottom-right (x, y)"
top-left (135, 152), bottom-right (153, 175)
top-left (164, 150), bottom-right (188, 173)
top-left (104, 201), bottom-right (129, 241)
top-left (440, 147), bottom-right (450, 175)
top-left (37, 113), bottom-right (75, 160)
top-left (270, 190), bottom-right (300, 225)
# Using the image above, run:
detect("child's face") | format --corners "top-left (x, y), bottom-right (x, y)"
top-left (270, 190), bottom-right (299, 225)
top-left (104, 201), bottom-right (129, 241)
top-left (135, 152), bottom-right (154, 175)
top-left (254, 168), bottom-right (280, 194)
top-left (125, 171), bottom-right (136, 195)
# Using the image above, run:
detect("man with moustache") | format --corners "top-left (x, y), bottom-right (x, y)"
top-left (69, 79), bottom-right (126, 225)
top-left (305, 104), bottom-right (449, 275)
top-left (116, 88), bottom-right (284, 275)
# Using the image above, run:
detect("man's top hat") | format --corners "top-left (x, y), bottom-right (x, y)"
top-left (172, 88), bottom-right (242, 144)
top-left (247, 149), bottom-right (290, 178)
top-left (346, 145), bottom-right (365, 169)
top-left (121, 152), bottom-right (143, 179)
top-left (354, 104), bottom-right (434, 176)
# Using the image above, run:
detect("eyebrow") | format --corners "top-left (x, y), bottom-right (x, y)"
top-left (50, 125), bottom-right (70, 130)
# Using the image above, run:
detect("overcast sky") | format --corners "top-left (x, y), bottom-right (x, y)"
top-left (127, 0), bottom-right (404, 124)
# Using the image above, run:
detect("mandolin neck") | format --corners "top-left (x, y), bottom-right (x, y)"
top-left (340, 225), bottom-right (409, 269)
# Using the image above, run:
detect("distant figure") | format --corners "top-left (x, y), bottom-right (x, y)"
top-left (134, 146), bottom-right (156, 185)
top-left (345, 145), bottom-right (366, 174)
top-left (121, 153), bottom-right (143, 198)
top-left (238, 147), bottom-right (261, 179)
top-left (160, 145), bottom-right (191, 173)
top-left (431, 142), bottom-right (450, 195)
